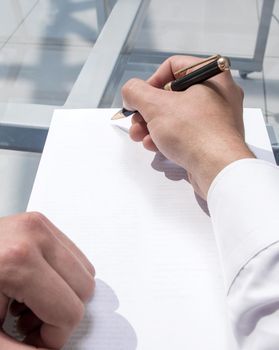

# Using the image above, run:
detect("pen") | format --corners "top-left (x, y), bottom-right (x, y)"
top-left (111, 55), bottom-right (231, 120)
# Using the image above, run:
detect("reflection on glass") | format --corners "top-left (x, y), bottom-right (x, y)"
top-left (0, 0), bottom-right (110, 105)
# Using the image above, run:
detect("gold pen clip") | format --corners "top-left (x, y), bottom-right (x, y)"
top-left (174, 54), bottom-right (221, 79)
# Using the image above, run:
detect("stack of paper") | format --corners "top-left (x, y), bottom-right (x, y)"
top-left (28, 108), bottom-right (274, 349)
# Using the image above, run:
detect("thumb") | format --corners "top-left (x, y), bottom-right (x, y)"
top-left (121, 78), bottom-right (169, 123)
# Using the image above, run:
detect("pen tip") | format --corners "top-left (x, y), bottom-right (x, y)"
top-left (111, 111), bottom-right (125, 120)
top-left (111, 109), bottom-right (135, 120)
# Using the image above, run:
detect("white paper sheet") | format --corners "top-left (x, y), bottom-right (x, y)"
top-left (28, 108), bottom-right (274, 350)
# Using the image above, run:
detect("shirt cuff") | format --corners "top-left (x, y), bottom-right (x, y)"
top-left (207, 158), bottom-right (279, 293)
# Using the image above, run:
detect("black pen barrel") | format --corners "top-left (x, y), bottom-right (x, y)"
top-left (170, 60), bottom-right (222, 92)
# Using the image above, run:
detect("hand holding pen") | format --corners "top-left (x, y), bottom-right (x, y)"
top-left (112, 54), bottom-right (230, 120)
top-left (120, 55), bottom-right (254, 199)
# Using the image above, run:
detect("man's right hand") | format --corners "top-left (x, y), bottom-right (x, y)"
top-left (0, 212), bottom-right (95, 349)
top-left (122, 55), bottom-right (255, 199)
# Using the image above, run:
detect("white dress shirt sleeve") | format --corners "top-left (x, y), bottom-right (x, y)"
top-left (207, 158), bottom-right (279, 349)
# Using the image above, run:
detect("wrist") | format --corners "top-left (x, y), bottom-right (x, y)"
top-left (187, 138), bottom-right (255, 198)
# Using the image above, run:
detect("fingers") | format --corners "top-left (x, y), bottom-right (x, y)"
top-left (130, 125), bottom-right (158, 151)
top-left (122, 56), bottom-right (237, 125)
top-left (142, 135), bottom-right (158, 152)
top-left (27, 213), bottom-right (95, 302)
top-left (130, 114), bottom-right (148, 142)
top-left (30, 213), bottom-right (95, 277)
top-left (32, 216), bottom-right (95, 303)
top-left (130, 122), bottom-right (147, 142)
top-left (22, 257), bottom-right (85, 349)
top-left (122, 78), bottom-right (169, 123)
top-left (147, 55), bottom-right (236, 91)
top-left (42, 236), bottom-right (95, 303)
top-left (147, 55), bottom-right (202, 88)
top-left (130, 123), bottom-right (158, 151)
top-left (0, 212), bottom-right (95, 349)
top-left (131, 113), bottom-right (145, 124)
top-left (13, 213), bottom-right (95, 305)
top-left (130, 114), bottom-right (158, 152)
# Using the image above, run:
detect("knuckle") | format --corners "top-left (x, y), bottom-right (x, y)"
top-left (0, 241), bottom-right (32, 267)
top-left (121, 78), bottom-right (140, 97)
top-left (168, 54), bottom-right (182, 62)
top-left (16, 212), bottom-right (52, 249)
top-left (17, 212), bottom-right (45, 232)
top-left (0, 242), bottom-right (33, 295)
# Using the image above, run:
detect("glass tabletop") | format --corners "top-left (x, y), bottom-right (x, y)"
top-left (0, 0), bottom-right (277, 121)
top-left (0, 0), bottom-right (113, 106)
top-left (99, 0), bottom-right (276, 109)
